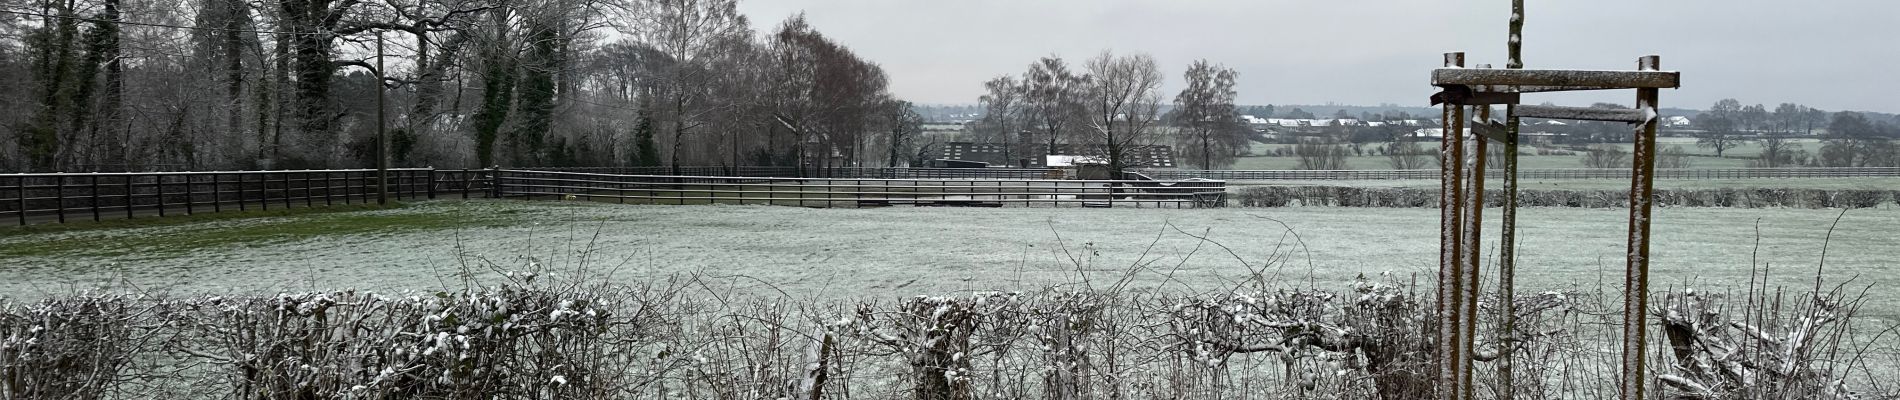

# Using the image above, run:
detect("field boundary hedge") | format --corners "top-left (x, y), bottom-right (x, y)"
top-left (1, 275), bottom-right (1885, 399)
top-left (1232, 186), bottom-right (1897, 208)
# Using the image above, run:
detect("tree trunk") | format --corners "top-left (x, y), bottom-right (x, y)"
top-left (221, 0), bottom-right (244, 168)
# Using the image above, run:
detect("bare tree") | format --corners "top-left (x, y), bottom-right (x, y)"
top-left (1078, 50), bottom-right (1163, 177)
top-left (623, 0), bottom-right (749, 172)
top-left (762, 15), bottom-right (890, 174)
top-left (882, 99), bottom-right (924, 167)
top-left (975, 75), bottom-right (1023, 165)
top-left (1170, 59), bottom-right (1243, 170)
top-left (0, 0), bottom-right (904, 172)
top-left (1386, 139), bottom-right (1433, 169)
top-left (1696, 99), bottom-right (1748, 158)
top-left (1020, 56), bottom-right (1084, 158)
top-left (1582, 144), bottom-right (1630, 168)
top-left (1294, 138), bottom-right (1349, 170)
top-left (1753, 137), bottom-right (1802, 167)
top-left (1658, 145), bottom-right (1693, 169)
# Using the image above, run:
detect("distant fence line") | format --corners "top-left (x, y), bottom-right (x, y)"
top-left (1232, 185), bottom-right (1897, 209)
top-left (1, 168), bottom-right (493, 226)
top-left (528, 166), bottom-right (1900, 181)
top-left (493, 169), bottom-right (1226, 209)
top-left (1138, 167), bottom-right (1900, 180)
top-left (8, 165), bottom-right (1895, 226)
top-left (529, 166), bottom-right (1058, 180)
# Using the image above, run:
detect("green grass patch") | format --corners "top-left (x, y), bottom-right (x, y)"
top-left (0, 203), bottom-right (397, 237)
top-left (0, 202), bottom-right (511, 259)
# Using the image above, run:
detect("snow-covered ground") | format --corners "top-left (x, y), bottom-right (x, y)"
top-left (2, 200), bottom-right (1895, 316)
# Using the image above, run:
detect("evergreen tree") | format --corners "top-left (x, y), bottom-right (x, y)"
top-left (634, 103), bottom-right (660, 167)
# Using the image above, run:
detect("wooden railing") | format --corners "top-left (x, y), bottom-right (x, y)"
top-left (532, 166), bottom-right (1900, 181)
top-left (493, 170), bottom-right (1226, 208)
top-left (1, 168), bottom-right (495, 226)
top-left (526, 166), bottom-right (1063, 180)
top-left (1137, 167), bottom-right (1900, 180)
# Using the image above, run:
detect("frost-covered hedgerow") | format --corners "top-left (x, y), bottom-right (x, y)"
top-left (2, 274), bottom-right (1894, 399)
top-left (1232, 186), bottom-right (1895, 209)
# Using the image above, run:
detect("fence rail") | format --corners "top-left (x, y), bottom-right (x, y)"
top-left (9, 165), bottom-right (1890, 226)
top-left (531, 166), bottom-right (1900, 181)
top-left (2, 168), bottom-right (494, 226)
top-left (527, 166), bottom-right (1064, 180)
top-left (494, 170), bottom-right (1225, 208)
top-left (1137, 167), bottom-right (1900, 180)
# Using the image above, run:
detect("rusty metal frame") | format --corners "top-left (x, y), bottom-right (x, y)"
top-left (1431, 52), bottom-right (1673, 399)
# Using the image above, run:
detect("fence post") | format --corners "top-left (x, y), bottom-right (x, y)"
top-left (260, 173), bottom-right (269, 211)
top-left (183, 174), bottom-right (194, 216)
top-left (490, 169), bottom-right (503, 199)
top-left (125, 175), bottom-right (136, 219)
top-left (283, 172), bottom-right (293, 209)
top-left (305, 172), bottom-right (314, 207)
top-left (154, 175), bottom-right (164, 217)
top-left (238, 174), bottom-right (247, 211)
top-left (90, 175), bottom-right (101, 221)
top-left (427, 168), bottom-right (437, 200)
top-left (15, 177), bottom-right (25, 226)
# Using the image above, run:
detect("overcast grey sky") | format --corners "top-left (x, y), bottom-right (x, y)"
top-left (736, 0), bottom-right (1898, 113)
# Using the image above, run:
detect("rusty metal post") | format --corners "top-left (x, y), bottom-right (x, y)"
top-left (1499, 1), bottom-right (1525, 395)
top-left (1435, 52), bottom-right (1467, 399)
top-left (1621, 55), bottom-right (1662, 400)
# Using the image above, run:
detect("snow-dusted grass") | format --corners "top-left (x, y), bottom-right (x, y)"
top-left (2, 200), bottom-right (1894, 320)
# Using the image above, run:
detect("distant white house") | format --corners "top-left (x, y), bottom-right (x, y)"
top-left (1412, 128), bottom-right (1471, 138)
top-left (1664, 116), bottom-right (1692, 127)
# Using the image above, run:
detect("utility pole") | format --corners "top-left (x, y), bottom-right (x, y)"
top-left (376, 32), bottom-right (389, 205)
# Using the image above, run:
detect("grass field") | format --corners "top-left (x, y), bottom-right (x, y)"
top-left (3, 200), bottom-right (1894, 321)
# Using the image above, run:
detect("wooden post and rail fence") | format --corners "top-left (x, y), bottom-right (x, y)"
top-left (6, 164), bottom-right (1892, 227)
top-left (1, 167), bottom-right (1232, 226)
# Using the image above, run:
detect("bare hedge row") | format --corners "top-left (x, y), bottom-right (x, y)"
top-left (1233, 186), bottom-right (1897, 209)
top-left (1, 276), bottom-right (1888, 399)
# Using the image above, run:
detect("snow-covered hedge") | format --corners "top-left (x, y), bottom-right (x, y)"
top-left (0, 275), bottom-right (1887, 399)
top-left (1232, 186), bottom-right (1895, 209)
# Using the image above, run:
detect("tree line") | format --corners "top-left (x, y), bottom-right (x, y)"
top-left (0, 0), bottom-right (918, 172)
top-left (1693, 99), bottom-right (1900, 168)
top-left (967, 52), bottom-right (1251, 174)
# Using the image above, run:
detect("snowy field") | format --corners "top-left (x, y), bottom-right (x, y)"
top-left (2, 199), bottom-right (1896, 317)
